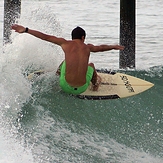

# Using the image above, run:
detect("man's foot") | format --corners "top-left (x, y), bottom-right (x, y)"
top-left (56, 68), bottom-right (61, 76)
top-left (92, 75), bottom-right (101, 91)
top-left (56, 61), bottom-right (64, 76)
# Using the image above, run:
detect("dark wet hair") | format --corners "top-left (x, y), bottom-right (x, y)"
top-left (71, 26), bottom-right (86, 40)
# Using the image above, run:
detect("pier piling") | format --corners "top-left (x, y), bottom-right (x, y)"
top-left (119, 0), bottom-right (136, 69)
top-left (3, 0), bottom-right (21, 44)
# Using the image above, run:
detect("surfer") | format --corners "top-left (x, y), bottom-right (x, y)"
top-left (11, 24), bottom-right (124, 95)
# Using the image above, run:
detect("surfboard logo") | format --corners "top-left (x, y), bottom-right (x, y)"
top-left (120, 75), bottom-right (135, 93)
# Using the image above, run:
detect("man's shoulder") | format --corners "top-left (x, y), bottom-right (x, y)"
top-left (87, 43), bottom-right (95, 51)
top-left (87, 43), bottom-right (94, 47)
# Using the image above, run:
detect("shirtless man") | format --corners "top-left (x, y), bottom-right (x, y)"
top-left (11, 24), bottom-right (124, 95)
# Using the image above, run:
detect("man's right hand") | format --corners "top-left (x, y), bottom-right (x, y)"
top-left (11, 24), bottom-right (26, 33)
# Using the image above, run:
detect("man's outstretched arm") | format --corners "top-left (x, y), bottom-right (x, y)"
top-left (11, 24), bottom-right (66, 46)
top-left (87, 43), bottom-right (124, 52)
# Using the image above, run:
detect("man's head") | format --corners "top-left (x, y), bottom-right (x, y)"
top-left (71, 26), bottom-right (86, 40)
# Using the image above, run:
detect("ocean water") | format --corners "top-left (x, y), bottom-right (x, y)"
top-left (0, 0), bottom-right (163, 163)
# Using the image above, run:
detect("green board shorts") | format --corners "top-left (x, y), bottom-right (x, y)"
top-left (59, 61), bottom-right (94, 95)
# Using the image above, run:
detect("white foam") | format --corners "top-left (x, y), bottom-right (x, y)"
top-left (0, 4), bottom-right (63, 163)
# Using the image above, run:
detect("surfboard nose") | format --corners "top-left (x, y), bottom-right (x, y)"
top-left (79, 72), bottom-right (154, 100)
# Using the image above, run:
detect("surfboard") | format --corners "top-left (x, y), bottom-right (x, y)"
top-left (27, 70), bottom-right (154, 100)
top-left (78, 71), bottom-right (154, 100)
top-left (27, 70), bottom-right (45, 80)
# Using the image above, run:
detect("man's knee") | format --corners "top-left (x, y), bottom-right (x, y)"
top-left (88, 62), bottom-right (95, 68)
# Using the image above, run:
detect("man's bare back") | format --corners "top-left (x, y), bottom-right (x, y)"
top-left (61, 39), bottom-right (91, 87)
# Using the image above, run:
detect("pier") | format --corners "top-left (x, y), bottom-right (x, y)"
top-left (3, 0), bottom-right (21, 44)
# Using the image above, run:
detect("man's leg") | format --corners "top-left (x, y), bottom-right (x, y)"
top-left (88, 63), bottom-right (101, 91)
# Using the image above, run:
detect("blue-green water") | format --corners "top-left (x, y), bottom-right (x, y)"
top-left (0, 0), bottom-right (163, 162)
top-left (22, 68), bottom-right (163, 162)
top-left (1, 67), bottom-right (163, 162)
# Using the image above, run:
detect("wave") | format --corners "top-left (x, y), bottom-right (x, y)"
top-left (15, 66), bottom-right (163, 162)
top-left (1, 3), bottom-right (163, 162)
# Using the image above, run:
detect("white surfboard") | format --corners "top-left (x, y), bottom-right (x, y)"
top-left (78, 71), bottom-right (154, 100)
top-left (27, 70), bottom-right (154, 100)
